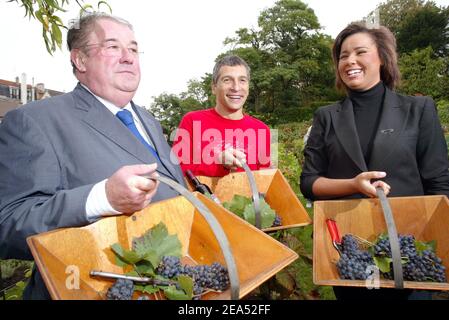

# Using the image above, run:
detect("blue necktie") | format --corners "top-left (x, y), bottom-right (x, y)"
top-left (116, 109), bottom-right (160, 161)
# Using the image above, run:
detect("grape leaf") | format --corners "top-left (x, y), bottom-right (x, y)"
top-left (177, 275), bottom-right (194, 299)
top-left (114, 253), bottom-right (129, 268)
top-left (132, 222), bottom-right (182, 268)
top-left (134, 261), bottom-right (155, 276)
top-left (415, 239), bottom-right (436, 254)
top-left (163, 286), bottom-right (190, 300)
top-left (135, 284), bottom-right (159, 295)
top-left (111, 243), bottom-right (142, 265)
top-left (223, 195), bottom-right (278, 228)
top-left (223, 194), bottom-right (251, 218)
top-left (373, 256), bottom-right (392, 273)
top-left (243, 198), bottom-right (276, 229)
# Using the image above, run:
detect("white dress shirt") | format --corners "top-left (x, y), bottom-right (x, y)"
top-left (82, 85), bottom-right (154, 222)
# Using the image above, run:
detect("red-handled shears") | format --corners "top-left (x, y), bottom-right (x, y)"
top-left (325, 219), bottom-right (342, 256)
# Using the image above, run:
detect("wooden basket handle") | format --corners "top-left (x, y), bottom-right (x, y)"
top-left (241, 162), bottom-right (262, 229)
top-left (376, 187), bottom-right (404, 289)
top-left (154, 175), bottom-right (240, 300)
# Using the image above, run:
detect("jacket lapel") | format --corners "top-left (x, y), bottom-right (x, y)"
top-left (368, 89), bottom-right (410, 169)
top-left (74, 84), bottom-right (156, 164)
top-left (132, 103), bottom-right (179, 181)
top-left (330, 98), bottom-right (368, 172)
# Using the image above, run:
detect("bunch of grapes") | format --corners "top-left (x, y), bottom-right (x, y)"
top-left (106, 278), bottom-right (134, 300)
top-left (336, 235), bottom-right (375, 280)
top-left (373, 234), bottom-right (416, 257)
top-left (373, 235), bottom-right (446, 282)
top-left (156, 256), bottom-right (230, 298)
top-left (272, 215), bottom-right (282, 227)
top-left (156, 256), bottom-right (183, 278)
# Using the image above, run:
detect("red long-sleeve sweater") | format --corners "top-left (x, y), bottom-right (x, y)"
top-left (172, 108), bottom-right (271, 177)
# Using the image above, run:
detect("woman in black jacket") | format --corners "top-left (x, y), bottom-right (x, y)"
top-left (300, 22), bottom-right (449, 299)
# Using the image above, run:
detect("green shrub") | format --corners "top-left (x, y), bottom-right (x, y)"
top-left (1, 259), bottom-right (33, 300)
top-left (276, 121), bottom-right (312, 165)
top-left (1, 260), bottom-right (32, 279)
top-left (249, 100), bottom-right (338, 126)
top-left (437, 100), bottom-right (449, 132)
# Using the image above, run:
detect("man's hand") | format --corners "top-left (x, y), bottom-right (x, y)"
top-left (105, 164), bottom-right (159, 214)
top-left (217, 148), bottom-right (246, 170)
top-left (352, 171), bottom-right (391, 198)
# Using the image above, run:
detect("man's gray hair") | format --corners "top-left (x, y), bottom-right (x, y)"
top-left (212, 55), bottom-right (251, 85)
top-left (67, 12), bottom-right (133, 73)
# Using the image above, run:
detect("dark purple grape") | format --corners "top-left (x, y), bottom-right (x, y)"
top-left (106, 278), bottom-right (134, 300)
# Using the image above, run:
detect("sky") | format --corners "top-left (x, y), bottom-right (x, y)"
top-left (0, 0), bottom-right (448, 106)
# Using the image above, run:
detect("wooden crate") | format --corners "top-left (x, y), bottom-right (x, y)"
top-left (193, 169), bottom-right (311, 232)
top-left (313, 195), bottom-right (449, 290)
top-left (27, 193), bottom-right (298, 300)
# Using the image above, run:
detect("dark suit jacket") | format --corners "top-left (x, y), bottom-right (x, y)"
top-left (0, 84), bottom-right (185, 299)
top-left (300, 88), bottom-right (449, 200)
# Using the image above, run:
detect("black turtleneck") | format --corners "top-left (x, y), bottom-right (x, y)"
top-left (349, 81), bottom-right (386, 164)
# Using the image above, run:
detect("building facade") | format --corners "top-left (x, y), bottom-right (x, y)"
top-left (0, 77), bottom-right (63, 123)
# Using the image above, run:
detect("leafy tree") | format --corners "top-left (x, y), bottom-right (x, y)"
top-left (150, 88), bottom-right (208, 137)
top-left (180, 77), bottom-right (214, 108)
top-left (155, 0), bottom-right (338, 125)
top-left (398, 46), bottom-right (449, 100)
top-left (396, 3), bottom-right (449, 57)
top-left (7, 0), bottom-right (111, 54)
top-left (257, 0), bottom-right (321, 51)
top-left (222, 0), bottom-right (336, 115)
top-left (376, 0), bottom-right (426, 34)
top-left (375, 0), bottom-right (448, 56)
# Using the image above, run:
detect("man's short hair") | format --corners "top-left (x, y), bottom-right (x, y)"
top-left (67, 12), bottom-right (133, 74)
top-left (212, 55), bottom-right (251, 85)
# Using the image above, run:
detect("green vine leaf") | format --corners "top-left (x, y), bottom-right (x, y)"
top-left (223, 194), bottom-right (250, 218)
top-left (177, 275), bottom-right (194, 299)
top-left (415, 239), bottom-right (436, 254)
top-left (243, 198), bottom-right (276, 228)
top-left (163, 286), bottom-right (191, 300)
top-left (134, 261), bottom-right (155, 276)
top-left (132, 222), bottom-right (182, 268)
top-left (373, 256), bottom-right (392, 273)
top-left (111, 243), bottom-right (142, 265)
top-left (223, 195), bottom-right (277, 228)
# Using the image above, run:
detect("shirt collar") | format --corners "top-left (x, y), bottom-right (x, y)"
top-left (80, 83), bottom-right (132, 115)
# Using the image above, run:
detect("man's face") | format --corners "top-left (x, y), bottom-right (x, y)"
top-left (212, 65), bottom-right (249, 116)
top-left (75, 19), bottom-right (141, 106)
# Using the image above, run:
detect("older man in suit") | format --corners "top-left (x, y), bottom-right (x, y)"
top-left (0, 13), bottom-right (185, 299)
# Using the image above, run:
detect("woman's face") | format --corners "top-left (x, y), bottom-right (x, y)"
top-left (338, 32), bottom-right (382, 91)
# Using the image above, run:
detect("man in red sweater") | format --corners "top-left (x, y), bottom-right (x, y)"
top-left (172, 55), bottom-right (271, 177)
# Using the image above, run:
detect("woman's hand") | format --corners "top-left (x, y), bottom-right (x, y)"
top-left (352, 171), bottom-right (391, 198)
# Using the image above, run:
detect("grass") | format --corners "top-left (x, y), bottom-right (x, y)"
top-left (287, 200), bottom-right (336, 300)
top-left (1, 260), bottom-right (33, 300)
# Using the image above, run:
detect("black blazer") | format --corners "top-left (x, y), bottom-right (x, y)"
top-left (300, 88), bottom-right (449, 200)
